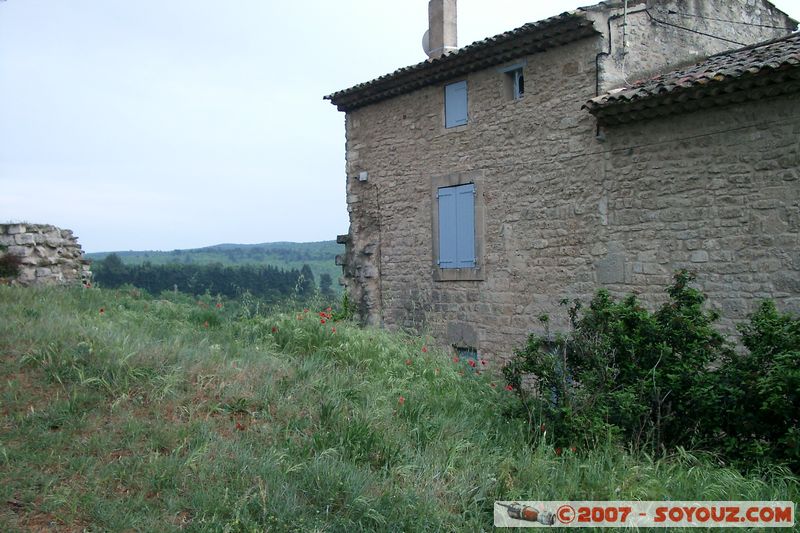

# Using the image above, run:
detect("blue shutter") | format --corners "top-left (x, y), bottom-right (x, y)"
top-left (438, 186), bottom-right (458, 267)
top-left (445, 81), bottom-right (468, 128)
top-left (438, 183), bottom-right (476, 269)
top-left (455, 184), bottom-right (475, 267)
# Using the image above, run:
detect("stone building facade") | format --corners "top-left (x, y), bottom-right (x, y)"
top-left (0, 224), bottom-right (92, 286)
top-left (326, 0), bottom-right (798, 361)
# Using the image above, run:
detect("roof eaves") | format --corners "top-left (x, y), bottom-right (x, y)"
top-left (325, 12), bottom-right (599, 112)
top-left (585, 32), bottom-right (800, 124)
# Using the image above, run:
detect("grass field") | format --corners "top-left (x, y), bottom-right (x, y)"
top-left (1, 286), bottom-right (797, 531)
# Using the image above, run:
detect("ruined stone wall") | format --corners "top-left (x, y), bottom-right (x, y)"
top-left (0, 224), bottom-right (92, 286)
top-left (340, 1), bottom-right (798, 362)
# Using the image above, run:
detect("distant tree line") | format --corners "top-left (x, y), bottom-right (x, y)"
top-left (92, 254), bottom-right (333, 300)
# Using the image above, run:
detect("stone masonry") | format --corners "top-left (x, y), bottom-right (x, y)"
top-left (328, 0), bottom-right (798, 362)
top-left (0, 224), bottom-right (92, 286)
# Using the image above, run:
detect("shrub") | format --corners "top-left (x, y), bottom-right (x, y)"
top-left (715, 301), bottom-right (800, 469)
top-left (503, 271), bottom-right (799, 471)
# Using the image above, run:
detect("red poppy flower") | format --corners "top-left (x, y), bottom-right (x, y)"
top-left (570, 446), bottom-right (577, 453)
top-left (555, 447), bottom-right (562, 456)
top-left (215, 303), bottom-right (222, 309)
top-left (235, 421), bottom-right (245, 431)
top-left (271, 326), bottom-right (278, 333)
top-left (320, 318), bottom-right (326, 324)
top-left (326, 307), bottom-right (332, 312)
top-left (99, 307), bottom-right (105, 314)
top-left (504, 384), bottom-right (514, 391)
top-left (452, 356), bottom-right (459, 363)
top-left (468, 360), bottom-right (476, 368)
top-left (331, 327), bottom-right (336, 333)
top-left (397, 396), bottom-right (405, 406)
top-left (480, 360), bottom-right (487, 366)
top-left (421, 346), bottom-right (428, 353)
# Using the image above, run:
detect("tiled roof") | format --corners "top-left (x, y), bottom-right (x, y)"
top-left (585, 32), bottom-right (800, 124)
top-left (324, 12), bottom-right (599, 112)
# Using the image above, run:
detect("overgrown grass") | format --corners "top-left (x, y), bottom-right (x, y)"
top-left (1, 286), bottom-right (797, 531)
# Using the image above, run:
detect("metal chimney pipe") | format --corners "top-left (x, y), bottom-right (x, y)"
top-left (427, 0), bottom-right (457, 59)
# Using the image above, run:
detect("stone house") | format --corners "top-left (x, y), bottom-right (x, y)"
top-left (325, 0), bottom-right (799, 361)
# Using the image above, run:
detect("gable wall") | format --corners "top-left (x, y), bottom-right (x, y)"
top-left (344, 37), bottom-right (605, 360)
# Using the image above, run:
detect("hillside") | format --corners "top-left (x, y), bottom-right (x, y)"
top-left (86, 241), bottom-right (343, 289)
top-left (1, 286), bottom-right (797, 531)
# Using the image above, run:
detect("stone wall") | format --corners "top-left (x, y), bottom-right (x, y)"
top-left (0, 224), bottom-right (92, 286)
top-left (584, 0), bottom-right (795, 92)
top-left (339, 1), bottom-right (798, 362)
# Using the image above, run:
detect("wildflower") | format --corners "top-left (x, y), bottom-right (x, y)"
top-left (570, 447), bottom-right (576, 453)
top-left (421, 346), bottom-right (428, 353)
top-left (555, 447), bottom-right (562, 456)
top-left (331, 327), bottom-right (336, 334)
top-left (480, 359), bottom-right (487, 366)
top-left (320, 318), bottom-right (326, 324)
top-left (468, 359), bottom-right (476, 368)
top-left (398, 396), bottom-right (405, 406)
top-left (303, 308), bottom-right (309, 313)
top-left (271, 326), bottom-right (278, 334)
top-left (490, 382), bottom-right (496, 388)
top-left (326, 307), bottom-right (332, 312)
top-left (99, 307), bottom-right (105, 314)
top-left (452, 356), bottom-right (459, 363)
top-left (215, 303), bottom-right (222, 309)
top-left (504, 384), bottom-right (514, 391)
top-left (405, 358), bottom-right (412, 365)
top-left (235, 421), bottom-right (245, 431)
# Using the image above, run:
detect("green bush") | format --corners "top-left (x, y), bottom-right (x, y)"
top-left (503, 271), bottom-right (800, 471)
top-left (715, 301), bottom-right (800, 469)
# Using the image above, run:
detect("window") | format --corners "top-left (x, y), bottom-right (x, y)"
top-left (444, 80), bottom-right (468, 128)
top-left (498, 62), bottom-right (526, 101)
top-left (437, 183), bottom-right (475, 268)
top-left (431, 171), bottom-right (484, 281)
top-left (508, 67), bottom-right (524, 99)
top-left (455, 346), bottom-right (479, 368)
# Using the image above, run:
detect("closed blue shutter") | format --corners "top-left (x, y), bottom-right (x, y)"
top-left (445, 81), bottom-right (468, 128)
top-left (438, 183), bottom-right (475, 269)
top-left (438, 186), bottom-right (458, 267)
top-left (455, 184), bottom-right (475, 267)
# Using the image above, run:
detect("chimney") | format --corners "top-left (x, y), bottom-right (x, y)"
top-left (426, 0), bottom-right (457, 59)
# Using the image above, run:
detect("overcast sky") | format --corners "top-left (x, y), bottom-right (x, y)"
top-left (2, 0), bottom-right (798, 252)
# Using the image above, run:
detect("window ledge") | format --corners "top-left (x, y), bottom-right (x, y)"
top-left (433, 267), bottom-right (485, 282)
